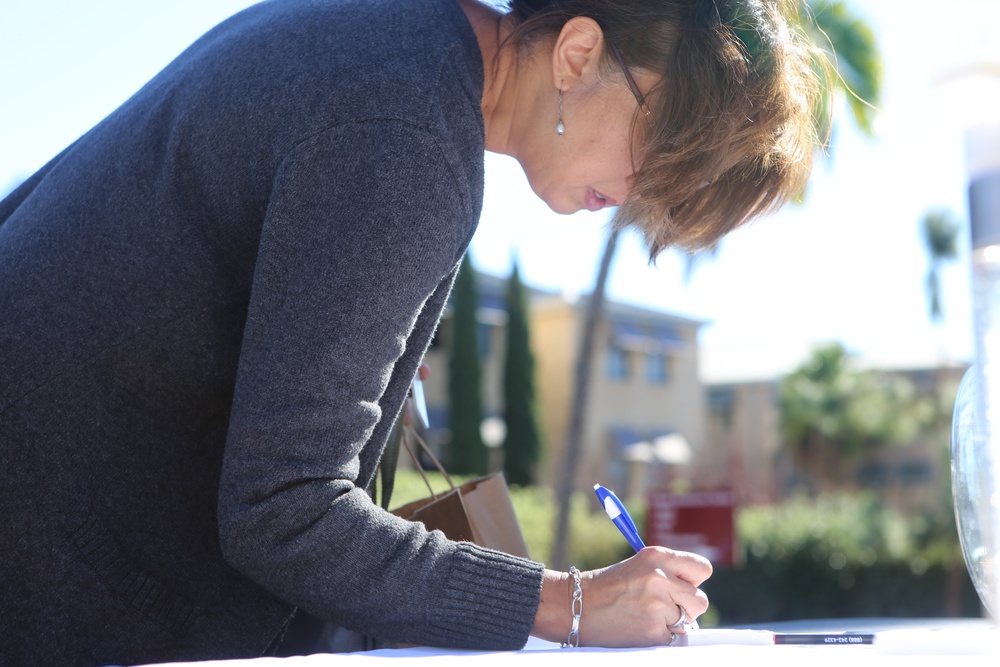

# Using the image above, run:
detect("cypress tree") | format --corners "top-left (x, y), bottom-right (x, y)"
top-left (502, 262), bottom-right (543, 486)
top-left (447, 253), bottom-right (488, 474)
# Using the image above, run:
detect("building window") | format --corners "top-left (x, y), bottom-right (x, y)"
top-left (856, 461), bottom-right (888, 487)
top-left (606, 343), bottom-right (630, 380)
top-left (895, 460), bottom-right (933, 486)
top-left (645, 352), bottom-right (670, 385)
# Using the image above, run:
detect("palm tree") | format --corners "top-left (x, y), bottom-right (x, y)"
top-left (779, 342), bottom-right (933, 492)
top-left (916, 207), bottom-right (960, 430)
top-left (808, 0), bottom-right (881, 139)
top-left (921, 209), bottom-right (959, 328)
top-left (917, 208), bottom-right (963, 613)
top-left (550, 231), bottom-right (618, 566)
top-left (551, 0), bottom-right (883, 569)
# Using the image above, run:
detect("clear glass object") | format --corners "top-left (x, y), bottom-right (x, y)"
top-left (952, 365), bottom-right (998, 618)
top-left (952, 121), bottom-right (1000, 621)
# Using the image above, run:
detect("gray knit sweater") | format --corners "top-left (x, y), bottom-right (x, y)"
top-left (0, 0), bottom-right (544, 664)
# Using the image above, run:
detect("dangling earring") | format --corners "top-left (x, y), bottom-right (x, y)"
top-left (556, 85), bottom-right (565, 136)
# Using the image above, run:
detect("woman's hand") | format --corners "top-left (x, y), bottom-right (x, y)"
top-left (532, 547), bottom-right (712, 647)
top-left (416, 362), bottom-right (431, 382)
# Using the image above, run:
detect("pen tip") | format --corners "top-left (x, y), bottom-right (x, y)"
top-left (593, 483), bottom-right (601, 490)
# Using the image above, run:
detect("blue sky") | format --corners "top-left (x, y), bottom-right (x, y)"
top-left (3, 0), bottom-right (1000, 382)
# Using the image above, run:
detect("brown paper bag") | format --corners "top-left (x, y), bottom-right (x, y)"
top-left (391, 428), bottom-right (530, 559)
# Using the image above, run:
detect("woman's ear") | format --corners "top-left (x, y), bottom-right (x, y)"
top-left (550, 16), bottom-right (605, 92)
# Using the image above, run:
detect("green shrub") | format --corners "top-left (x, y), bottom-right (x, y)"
top-left (737, 492), bottom-right (913, 565)
top-left (705, 492), bottom-right (981, 624)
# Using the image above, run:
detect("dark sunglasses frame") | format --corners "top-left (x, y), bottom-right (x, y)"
top-left (610, 43), bottom-right (653, 125)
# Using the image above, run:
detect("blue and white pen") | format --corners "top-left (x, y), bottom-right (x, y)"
top-left (595, 483), bottom-right (700, 633)
top-left (593, 484), bottom-right (645, 553)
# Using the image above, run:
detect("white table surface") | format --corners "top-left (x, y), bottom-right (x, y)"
top-left (136, 619), bottom-right (999, 667)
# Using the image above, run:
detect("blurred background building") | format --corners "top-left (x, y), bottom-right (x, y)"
top-left (418, 268), bottom-right (961, 518)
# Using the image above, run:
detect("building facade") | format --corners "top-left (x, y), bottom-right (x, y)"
top-left (419, 271), bottom-right (707, 500)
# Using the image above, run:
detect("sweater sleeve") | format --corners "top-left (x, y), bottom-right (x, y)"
top-left (216, 120), bottom-right (544, 649)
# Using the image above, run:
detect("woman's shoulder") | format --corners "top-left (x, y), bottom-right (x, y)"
top-left (180, 0), bottom-right (483, 140)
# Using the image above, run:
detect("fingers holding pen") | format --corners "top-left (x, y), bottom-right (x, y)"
top-left (648, 544), bottom-right (713, 587)
top-left (538, 487), bottom-right (712, 647)
top-left (633, 546), bottom-right (712, 622)
top-left (575, 546), bottom-right (712, 647)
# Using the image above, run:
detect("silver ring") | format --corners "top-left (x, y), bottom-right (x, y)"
top-left (668, 632), bottom-right (678, 646)
top-left (669, 607), bottom-right (688, 630)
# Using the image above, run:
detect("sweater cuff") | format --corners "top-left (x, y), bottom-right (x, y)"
top-left (426, 542), bottom-right (544, 649)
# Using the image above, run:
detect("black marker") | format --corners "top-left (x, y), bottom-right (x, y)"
top-left (774, 633), bottom-right (875, 645)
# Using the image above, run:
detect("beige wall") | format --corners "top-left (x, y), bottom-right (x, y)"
top-left (703, 382), bottom-right (785, 504)
top-left (530, 297), bottom-right (577, 483)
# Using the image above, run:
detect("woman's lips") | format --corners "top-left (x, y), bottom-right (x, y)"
top-left (584, 188), bottom-right (609, 211)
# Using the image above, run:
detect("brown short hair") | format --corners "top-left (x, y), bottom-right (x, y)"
top-left (505, 0), bottom-right (829, 258)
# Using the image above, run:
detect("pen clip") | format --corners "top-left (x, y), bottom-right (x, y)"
top-left (594, 484), bottom-right (646, 553)
top-left (597, 484), bottom-right (640, 535)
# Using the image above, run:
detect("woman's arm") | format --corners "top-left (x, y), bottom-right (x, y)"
top-left (216, 119), bottom-right (543, 649)
top-left (533, 547), bottom-right (713, 647)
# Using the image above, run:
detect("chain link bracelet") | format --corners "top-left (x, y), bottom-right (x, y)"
top-left (561, 566), bottom-right (583, 648)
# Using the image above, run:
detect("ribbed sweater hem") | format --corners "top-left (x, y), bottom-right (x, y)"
top-left (426, 542), bottom-right (544, 649)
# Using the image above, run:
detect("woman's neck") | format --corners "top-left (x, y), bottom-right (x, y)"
top-left (458, 0), bottom-right (519, 154)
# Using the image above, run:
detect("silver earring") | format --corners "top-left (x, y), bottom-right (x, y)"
top-left (556, 87), bottom-right (565, 136)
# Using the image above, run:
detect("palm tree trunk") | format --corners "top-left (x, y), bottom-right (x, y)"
top-left (551, 228), bottom-right (619, 569)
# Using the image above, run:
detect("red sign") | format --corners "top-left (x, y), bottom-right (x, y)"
top-left (646, 490), bottom-right (736, 567)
